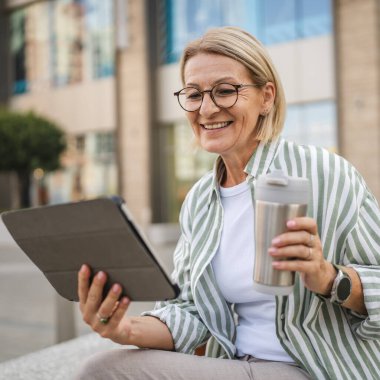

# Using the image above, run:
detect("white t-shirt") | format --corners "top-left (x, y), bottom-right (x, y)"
top-left (212, 180), bottom-right (294, 362)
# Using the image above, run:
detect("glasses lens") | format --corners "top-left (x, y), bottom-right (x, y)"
top-left (178, 88), bottom-right (202, 111)
top-left (212, 84), bottom-right (238, 109)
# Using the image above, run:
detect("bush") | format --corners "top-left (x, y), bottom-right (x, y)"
top-left (0, 109), bottom-right (66, 207)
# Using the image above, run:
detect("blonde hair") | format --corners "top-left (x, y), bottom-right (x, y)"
top-left (180, 26), bottom-right (286, 142)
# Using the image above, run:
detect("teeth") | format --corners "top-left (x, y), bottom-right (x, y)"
top-left (203, 122), bottom-right (230, 130)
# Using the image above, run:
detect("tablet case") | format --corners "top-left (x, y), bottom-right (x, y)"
top-left (1, 197), bottom-right (179, 302)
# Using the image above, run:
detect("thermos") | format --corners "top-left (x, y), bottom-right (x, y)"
top-left (253, 169), bottom-right (310, 295)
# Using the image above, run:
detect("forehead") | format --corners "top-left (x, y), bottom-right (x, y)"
top-left (184, 53), bottom-right (251, 86)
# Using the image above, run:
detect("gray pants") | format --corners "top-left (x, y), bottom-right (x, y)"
top-left (74, 349), bottom-right (312, 380)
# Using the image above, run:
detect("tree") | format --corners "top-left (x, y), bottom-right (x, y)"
top-left (0, 109), bottom-right (66, 208)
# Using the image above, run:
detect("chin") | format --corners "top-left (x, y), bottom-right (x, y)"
top-left (200, 144), bottom-right (225, 155)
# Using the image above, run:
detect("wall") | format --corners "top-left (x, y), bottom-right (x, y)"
top-left (116, 0), bottom-right (152, 226)
top-left (10, 79), bottom-right (115, 134)
top-left (335, 0), bottom-right (380, 201)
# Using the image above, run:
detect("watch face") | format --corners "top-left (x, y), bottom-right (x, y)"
top-left (337, 277), bottom-right (351, 300)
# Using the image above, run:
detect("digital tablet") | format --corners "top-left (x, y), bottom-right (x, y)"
top-left (1, 196), bottom-right (179, 302)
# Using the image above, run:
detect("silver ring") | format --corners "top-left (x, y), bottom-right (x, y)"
top-left (97, 313), bottom-right (110, 325)
top-left (307, 247), bottom-right (312, 260)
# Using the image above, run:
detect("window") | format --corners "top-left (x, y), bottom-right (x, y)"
top-left (94, 131), bottom-right (115, 163)
top-left (260, 0), bottom-right (297, 44)
top-left (10, 9), bottom-right (27, 94)
top-left (299, 0), bottom-right (332, 38)
top-left (52, 0), bottom-right (114, 84)
top-left (84, 0), bottom-right (114, 78)
top-left (51, 0), bottom-right (86, 86)
top-left (164, 0), bottom-right (332, 63)
top-left (10, 0), bottom-right (114, 93)
top-left (165, 0), bottom-right (258, 63)
top-left (283, 100), bottom-right (337, 150)
top-left (157, 121), bottom-right (216, 222)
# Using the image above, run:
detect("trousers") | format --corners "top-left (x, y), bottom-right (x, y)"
top-left (73, 348), bottom-right (313, 380)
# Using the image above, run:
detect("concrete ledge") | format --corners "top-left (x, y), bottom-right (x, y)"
top-left (0, 333), bottom-right (134, 380)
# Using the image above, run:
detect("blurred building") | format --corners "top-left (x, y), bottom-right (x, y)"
top-left (0, 0), bottom-right (379, 225)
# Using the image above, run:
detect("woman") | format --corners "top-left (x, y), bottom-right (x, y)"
top-left (75, 27), bottom-right (380, 380)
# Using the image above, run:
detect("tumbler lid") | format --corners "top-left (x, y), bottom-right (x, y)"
top-left (256, 169), bottom-right (309, 204)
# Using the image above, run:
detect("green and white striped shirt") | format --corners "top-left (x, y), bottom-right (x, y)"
top-left (144, 138), bottom-right (380, 380)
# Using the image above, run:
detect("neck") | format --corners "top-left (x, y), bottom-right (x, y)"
top-left (219, 143), bottom-right (259, 187)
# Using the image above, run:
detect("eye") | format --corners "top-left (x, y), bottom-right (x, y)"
top-left (183, 88), bottom-right (202, 101)
top-left (213, 84), bottom-right (236, 97)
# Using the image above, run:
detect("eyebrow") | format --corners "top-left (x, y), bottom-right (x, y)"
top-left (185, 77), bottom-right (240, 87)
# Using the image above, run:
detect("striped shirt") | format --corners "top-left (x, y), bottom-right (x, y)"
top-left (144, 138), bottom-right (380, 380)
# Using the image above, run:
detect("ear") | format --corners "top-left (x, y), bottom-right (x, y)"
top-left (260, 82), bottom-right (276, 115)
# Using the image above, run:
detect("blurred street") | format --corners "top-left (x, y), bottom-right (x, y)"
top-left (0, 218), bottom-right (175, 363)
top-left (0, 219), bottom-right (58, 362)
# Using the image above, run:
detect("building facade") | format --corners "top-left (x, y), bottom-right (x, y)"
top-left (1, 0), bottom-right (379, 226)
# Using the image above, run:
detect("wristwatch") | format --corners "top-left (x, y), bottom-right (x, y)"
top-left (329, 265), bottom-right (352, 305)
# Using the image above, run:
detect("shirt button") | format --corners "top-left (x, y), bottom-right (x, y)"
top-left (280, 313), bottom-right (285, 320)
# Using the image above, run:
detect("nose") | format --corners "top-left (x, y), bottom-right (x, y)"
top-left (199, 92), bottom-right (220, 117)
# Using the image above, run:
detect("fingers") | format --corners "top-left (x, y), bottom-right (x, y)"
top-left (83, 270), bottom-right (107, 320)
top-left (106, 297), bottom-right (130, 330)
top-left (270, 216), bottom-right (321, 266)
top-left (271, 217), bottom-right (319, 248)
top-left (96, 283), bottom-right (122, 322)
top-left (272, 257), bottom-right (315, 273)
top-left (269, 244), bottom-right (311, 261)
top-left (95, 296), bottom-right (130, 340)
top-left (271, 230), bottom-right (312, 248)
top-left (286, 217), bottom-right (318, 235)
top-left (78, 264), bottom-right (90, 308)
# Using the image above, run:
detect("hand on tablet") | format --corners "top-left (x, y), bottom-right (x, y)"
top-left (78, 264), bottom-right (132, 345)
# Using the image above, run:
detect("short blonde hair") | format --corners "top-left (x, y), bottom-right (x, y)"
top-left (180, 26), bottom-right (286, 142)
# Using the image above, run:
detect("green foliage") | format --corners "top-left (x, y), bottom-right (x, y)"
top-left (0, 109), bottom-right (66, 173)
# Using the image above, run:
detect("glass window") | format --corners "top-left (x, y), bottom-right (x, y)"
top-left (299, 0), bottom-right (332, 38)
top-left (51, 0), bottom-right (86, 86)
top-left (159, 121), bottom-right (216, 222)
top-left (84, 0), bottom-right (114, 78)
top-left (10, 0), bottom-right (115, 90)
top-left (10, 9), bottom-right (27, 94)
top-left (164, 0), bottom-right (332, 63)
top-left (10, 2), bottom-right (51, 95)
top-left (283, 100), bottom-right (337, 150)
top-left (94, 132), bottom-right (115, 162)
top-left (261, 0), bottom-right (297, 45)
top-left (76, 135), bottom-right (86, 153)
top-left (165, 0), bottom-right (259, 63)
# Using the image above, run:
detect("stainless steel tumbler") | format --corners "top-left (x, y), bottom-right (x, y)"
top-left (253, 169), bottom-right (310, 295)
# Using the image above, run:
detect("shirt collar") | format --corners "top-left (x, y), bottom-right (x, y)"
top-left (207, 137), bottom-right (282, 206)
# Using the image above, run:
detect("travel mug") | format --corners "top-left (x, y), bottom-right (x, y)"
top-left (253, 169), bottom-right (310, 295)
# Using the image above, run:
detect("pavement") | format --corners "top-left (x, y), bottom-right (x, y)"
top-left (0, 218), bottom-right (177, 364)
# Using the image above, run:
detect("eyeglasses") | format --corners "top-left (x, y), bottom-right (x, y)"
top-left (173, 83), bottom-right (260, 112)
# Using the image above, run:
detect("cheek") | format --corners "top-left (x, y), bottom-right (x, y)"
top-left (186, 114), bottom-right (199, 132)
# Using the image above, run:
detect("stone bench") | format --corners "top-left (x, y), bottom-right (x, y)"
top-left (0, 333), bottom-right (130, 380)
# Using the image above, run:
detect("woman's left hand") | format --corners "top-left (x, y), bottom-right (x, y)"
top-left (269, 217), bottom-right (336, 295)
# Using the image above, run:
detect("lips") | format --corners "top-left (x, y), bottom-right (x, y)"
top-left (201, 121), bottom-right (233, 130)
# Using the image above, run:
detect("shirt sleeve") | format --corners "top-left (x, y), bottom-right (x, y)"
top-left (142, 196), bottom-right (211, 354)
top-left (344, 192), bottom-right (380, 340)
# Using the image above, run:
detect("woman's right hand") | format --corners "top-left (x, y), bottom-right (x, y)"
top-left (77, 264), bottom-right (133, 345)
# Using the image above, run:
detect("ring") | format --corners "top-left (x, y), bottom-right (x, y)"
top-left (97, 312), bottom-right (110, 325)
top-left (308, 234), bottom-right (315, 247)
top-left (307, 247), bottom-right (312, 260)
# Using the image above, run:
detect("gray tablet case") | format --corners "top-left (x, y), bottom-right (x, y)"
top-left (1, 197), bottom-right (179, 302)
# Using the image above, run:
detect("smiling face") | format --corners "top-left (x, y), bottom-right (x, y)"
top-left (183, 53), bottom-right (273, 164)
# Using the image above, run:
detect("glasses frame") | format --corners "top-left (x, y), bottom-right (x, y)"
top-left (173, 83), bottom-right (260, 112)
